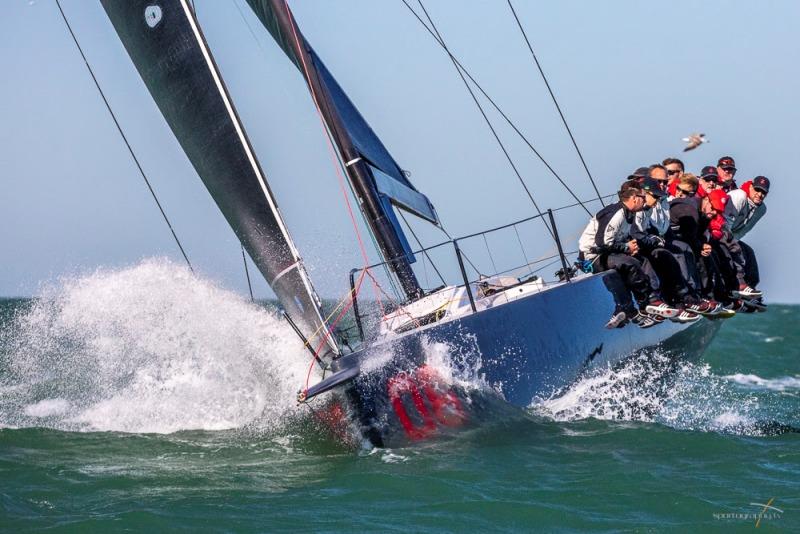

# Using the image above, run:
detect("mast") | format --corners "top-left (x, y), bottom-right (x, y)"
top-left (246, 0), bottom-right (436, 301)
top-left (101, 0), bottom-right (338, 357)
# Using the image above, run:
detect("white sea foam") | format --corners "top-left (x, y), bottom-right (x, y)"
top-left (530, 351), bottom-right (777, 435)
top-left (23, 398), bottom-right (70, 418)
top-left (724, 374), bottom-right (800, 392)
top-left (0, 259), bottom-right (318, 433)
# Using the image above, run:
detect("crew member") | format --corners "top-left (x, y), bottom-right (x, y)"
top-left (698, 166), bottom-right (720, 195)
top-left (724, 175), bottom-right (770, 293)
top-left (667, 174), bottom-right (708, 296)
top-left (717, 156), bottom-right (738, 192)
top-left (663, 157), bottom-right (685, 188)
top-left (634, 178), bottom-right (712, 318)
top-left (579, 181), bottom-right (680, 328)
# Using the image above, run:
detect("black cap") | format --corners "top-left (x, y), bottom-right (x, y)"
top-left (627, 166), bottom-right (650, 181)
top-left (752, 176), bottom-right (770, 193)
top-left (718, 156), bottom-right (736, 170)
top-left (700, 166), bottom-right (719, 181)
top-left (641, 177), bottom-right (666, 198)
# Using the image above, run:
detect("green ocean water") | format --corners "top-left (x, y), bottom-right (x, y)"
top-left (1, 263), bottom-right (798, 531)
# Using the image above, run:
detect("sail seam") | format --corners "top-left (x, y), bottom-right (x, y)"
top-left (270, 261), bottom-right (300, 285)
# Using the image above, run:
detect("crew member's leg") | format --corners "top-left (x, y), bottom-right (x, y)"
top-left (710, 241), bottom-right (741, 299)
top-left (739, 240), bottom-right (760, 288)
top-left (646, 247), bottom-right (690, 304)
top-left (603, 253), bottom-right (657, 308)
top-left (667, 239), bottom-right (701, 293)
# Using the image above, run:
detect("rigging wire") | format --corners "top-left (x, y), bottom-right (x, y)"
top-left (506, 0), bottom-right (604, 207)
top-left (411, 0), bottom-right (553, 239)
top-left (397, 211), bottom-right (447, 287)
top-left (240, 244), bottom-right (255, 302)
top-left (54, 0), bottom-right (194, 273)
top-left (231, 0), bottom-right (391, 312)
top-left (399, 0), bottom-right (592, 217)
top-left (280, 0), bottom-right (387, 313)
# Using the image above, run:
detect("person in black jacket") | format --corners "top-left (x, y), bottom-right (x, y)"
top-left (667, 174), bottom-right (733, 304)
top-left (633, 178), bottom-right (716, 317)
top-left (579, 181), bottom-right (681, 328)
top-left (667, 174), bottom-right (705, 289)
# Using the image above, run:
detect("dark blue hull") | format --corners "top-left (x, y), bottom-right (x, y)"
top-left (331, 272), bottom-right (721, 447)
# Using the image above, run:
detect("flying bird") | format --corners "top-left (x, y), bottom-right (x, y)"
top-left (682, 133), bottom-right (707, 152)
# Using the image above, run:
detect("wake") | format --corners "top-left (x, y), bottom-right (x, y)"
top-left (531, 351), bottom-right (799, 436)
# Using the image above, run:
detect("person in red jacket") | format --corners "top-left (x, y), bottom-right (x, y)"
top-left (704, 189), bottom-right (761, 308)
top-left (698, 166), bottom-right (720, 197)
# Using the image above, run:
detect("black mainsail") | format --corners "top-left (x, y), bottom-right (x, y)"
top-left (244, 0), bottom-right (439, 300)
top-left (101, 0), bottom-right (338, 357)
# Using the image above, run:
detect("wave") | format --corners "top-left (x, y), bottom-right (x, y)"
top-left (724, 374), bottom-right (800, 392)
top-left (531, 351), bottom-right (796, 436)
top-left (0, 259), bottom-right (316, 434)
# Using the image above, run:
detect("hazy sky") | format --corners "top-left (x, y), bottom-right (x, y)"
top-left (2, 0), bottom-right (799, 302)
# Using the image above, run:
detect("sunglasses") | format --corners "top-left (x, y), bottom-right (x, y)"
top-left (667, 169), bottom-right (682, 175)
top-left (678, 188), bottom-right (697, 196)
top-left (753, 187), bottom-right (768, 195)
top-left (720, 167), bottom-right (737, 173)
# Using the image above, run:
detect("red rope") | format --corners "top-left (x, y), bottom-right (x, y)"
top-left (304, 270), bottom-right (366, 391)
top-left (282, 0), bottom-right (384, 313)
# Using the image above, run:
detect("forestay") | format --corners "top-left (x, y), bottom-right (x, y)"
top-left (245, 0), bottom-right (439, 300)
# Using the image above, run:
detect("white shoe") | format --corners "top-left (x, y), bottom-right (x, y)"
top-left (669, 309), bottom-right (701, 323)
top-left (605, 311), bottom-right (628, 329)
top-left (631, 311), bottom-right (658, 329)
top-left (645, 300), bottom-right (681, 319)
top-left (733, 286), bottom-right (763, 299)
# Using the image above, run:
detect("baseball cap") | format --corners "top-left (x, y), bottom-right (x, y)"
top-left (627, 166), bottom-right (650, 181)
top-left (700, 166), bottom-right (719, 181)
top-left (752, 176), bottom-right (770, 193)
top-left (707, 189), bottom-right (729, 212)
top-left (717, 156), bottom-right (736, 170)
top-left (641, 177), bottom-right (666, 198)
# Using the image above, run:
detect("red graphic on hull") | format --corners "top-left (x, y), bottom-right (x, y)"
top-left (387, 365), bottom-right (467, 440)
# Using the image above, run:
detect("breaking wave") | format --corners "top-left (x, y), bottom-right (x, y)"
top-left (0, 259), bottom-right (317, 434)
top-left (724, 373), bottom-right (800, 392)
top-left (532, 351), bottom-right (796, 436)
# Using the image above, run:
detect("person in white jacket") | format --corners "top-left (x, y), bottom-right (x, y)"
top-left (724, 176), bottom-right (769, 292)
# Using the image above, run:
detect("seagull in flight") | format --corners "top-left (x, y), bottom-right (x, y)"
top-left (682, 133), bottom-right (707, 152)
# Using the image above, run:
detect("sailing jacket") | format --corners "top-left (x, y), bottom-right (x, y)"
top-left (708, 213), bottom-right (727, 241)
top-left (724, 180), bottom-right (766, 239)
top-left (578, 201), bottom-right (635, 260)
top-left (667, 197), bottom-right (707, 253)
top-left (634, 197), bottom-right (670, 237)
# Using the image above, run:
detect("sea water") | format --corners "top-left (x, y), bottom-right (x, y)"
top-left (1, 260), bottom-right (798, 531)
